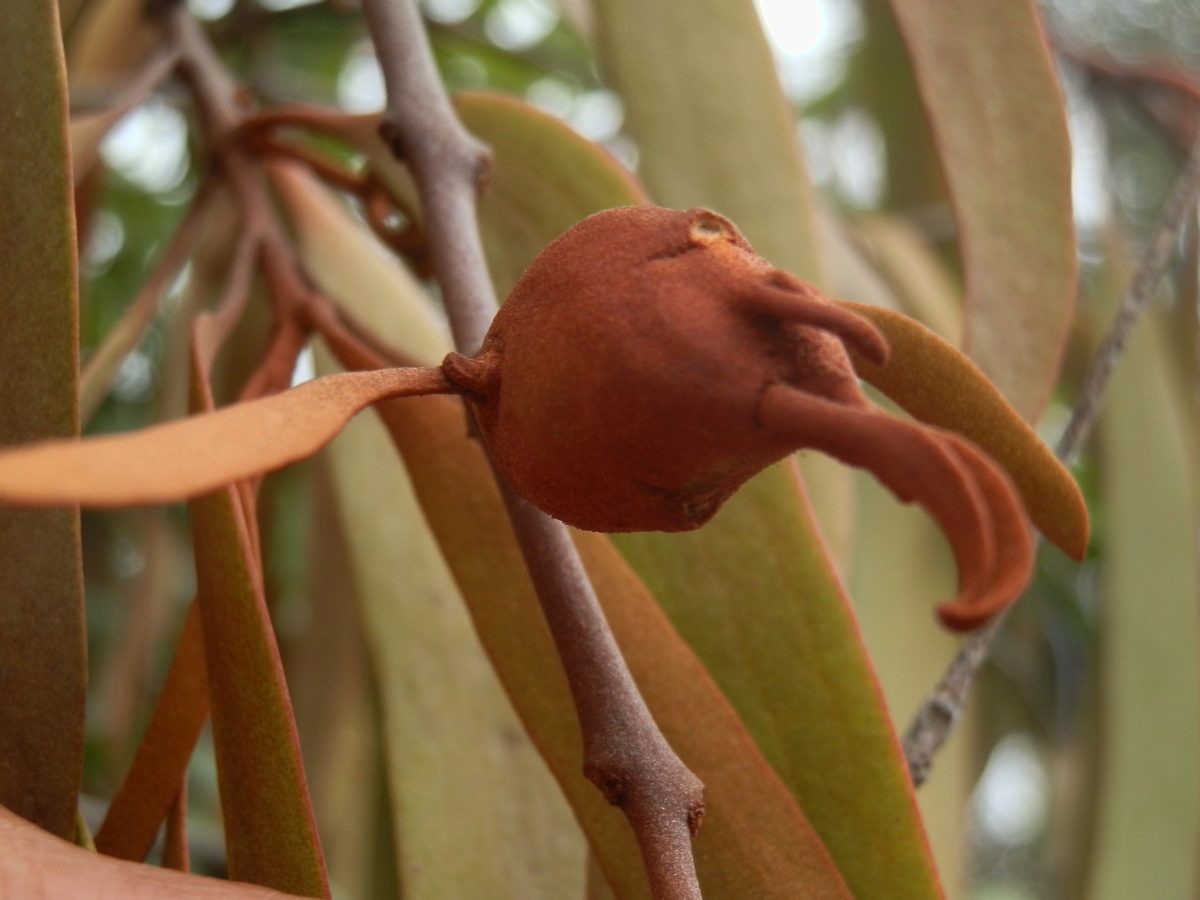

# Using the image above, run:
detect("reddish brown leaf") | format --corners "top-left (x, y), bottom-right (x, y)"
top-left (95, 604), bottom-right (209, 863)
top-left (0, 0), bottom-right (86, 840)
top-left (163, 783), bottom-right (190, 872)
top-left (0, 364), bottom-right (452, 508)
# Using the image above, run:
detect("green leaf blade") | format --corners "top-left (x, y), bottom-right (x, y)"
top-left (0, 0), bottom-right (86, 840)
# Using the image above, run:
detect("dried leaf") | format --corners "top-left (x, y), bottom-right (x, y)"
top-left (0, 365), bottom-right (451, 507)
top-left (885, 0), bottom-right (1076, 420)
top-left (0, 0), bottom-right (86, 840)
top-left (839, 300), bottom-right (1089, 559)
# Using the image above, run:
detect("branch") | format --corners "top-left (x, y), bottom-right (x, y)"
top-left (1056, 131), bottom-right (1200, 464)
top-left (902, 130), bottom-right (1200, 787)
top-left (360, 1), bottom-right (706, 896)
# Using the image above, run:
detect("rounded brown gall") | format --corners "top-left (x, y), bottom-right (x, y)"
top-left (442, 205), bottom-right (1034, 631)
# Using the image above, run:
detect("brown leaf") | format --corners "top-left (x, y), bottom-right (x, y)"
top-left (95, 604), bottom-right (209, 863)
top-left (0, 363), bottom-right (452, 507)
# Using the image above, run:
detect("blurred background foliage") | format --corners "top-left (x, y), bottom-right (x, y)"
top-left (67, 0), bottom-right (1200, 897)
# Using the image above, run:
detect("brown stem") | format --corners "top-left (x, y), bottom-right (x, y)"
top-left (360, 0), bottom-right (706, 895)
top-left (902, 129), bottom-right (1200, 788)
top-left (361, 0), bottom-right (495, 354)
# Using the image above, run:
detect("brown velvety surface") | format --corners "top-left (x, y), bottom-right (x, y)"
top-left (442, 205), bottom-right (1037, 631)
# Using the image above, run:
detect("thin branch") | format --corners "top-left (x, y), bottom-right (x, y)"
top-left (1057, 131), bottom-right (1200, 464)
top-left (902, 130), bottom-right (1200, 787)
top-left (80, 178), bottom-right (221, 424)
top-left (360, 1), bottom-right (706, 896)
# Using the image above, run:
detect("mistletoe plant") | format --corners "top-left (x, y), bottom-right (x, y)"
top-left (9, 0), bottom-right (1196, 898)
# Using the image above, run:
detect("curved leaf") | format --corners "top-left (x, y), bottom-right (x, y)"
top-left (0, 366), bottom-right (451, 507)
top-left (885, 0), bottom-right (1076, 420)
top-left (0, 0), bottom-right (85, 840)
top-left (838, 300), bottom-right (1089, 560)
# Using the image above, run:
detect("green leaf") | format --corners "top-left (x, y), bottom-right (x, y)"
top-left (848, 475), bottom-right (973, 890)
top-left (591, 0), bottom-right (822, 283)
top-left (615, 470), bottom-right (945, 900)
top-left (885, 0), bottom-right (1076, 421)
top-left (571, 6), bottom-right (945, 894)
top-left (590, 0), bottom-right (854, 563)
top-left (0, 0), bottom-right (86, 841)
top-left (1087, 309), bottom-right (1200, 899)
top-left (457, 92), bottom-right (648, 297)
top-left (318, 349), bottom-right (590, 899)
top-left (187, 323), bottom-right (328, 898)
top-left (362, 385), bottom-right (857, 900)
